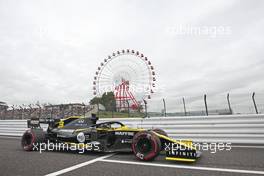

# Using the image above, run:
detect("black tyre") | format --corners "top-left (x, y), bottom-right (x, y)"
top-left (152, 128), bottom-right (168, 137)
top-left (21, 129), bottom-right (46, 151)
top-left (132, 131), bottom-right (161, 161)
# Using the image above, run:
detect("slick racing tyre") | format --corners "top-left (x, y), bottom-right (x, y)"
top-left (152, 128), bottom-right (168, 137)
top-left (152, 128), bottom-right (168, 151)
top-left (21, 129), bottom-right (46, 151)
top-left (132, 131), bottom-right (161, 161)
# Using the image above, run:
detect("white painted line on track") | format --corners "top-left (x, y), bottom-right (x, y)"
top-left (231, 145), bottom-right (264, 149)
top-left (101, 159), bottom-right (264, 175)
top-left (45, 154), bottom-right (114, 176)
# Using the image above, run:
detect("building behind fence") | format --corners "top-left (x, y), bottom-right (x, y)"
top-left (0, 103), bottom-right (94, 120)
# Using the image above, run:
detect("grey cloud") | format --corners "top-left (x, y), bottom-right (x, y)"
top-left (0, 0), bottom-right (264, 113)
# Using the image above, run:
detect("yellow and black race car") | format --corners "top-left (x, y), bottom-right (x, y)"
top-left (21, 115), bottom-right (201, 162)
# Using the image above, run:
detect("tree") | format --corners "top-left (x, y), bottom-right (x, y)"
top-left (89, 92), bottom-right (116, 112)
top-left (89, 97), bottom-right (101, 105)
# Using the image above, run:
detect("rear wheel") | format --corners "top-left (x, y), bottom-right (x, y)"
top-left (21, 129), bottom-right (46, 151)
top-left (132, 131), bottom-right (161, 161)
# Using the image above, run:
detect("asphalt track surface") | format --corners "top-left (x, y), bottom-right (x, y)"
top-left (0, 137), bottom-right (264, 176)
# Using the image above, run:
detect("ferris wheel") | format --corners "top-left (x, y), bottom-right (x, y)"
top-left (93, 49), bottom-right (156, 111)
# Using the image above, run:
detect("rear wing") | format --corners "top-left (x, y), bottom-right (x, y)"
top-left (27, 118), bottom-right (41, 128)
top-left (27, 118), bottom-right (57, 128)
top-left (27, 114), bottom-right (98, 129)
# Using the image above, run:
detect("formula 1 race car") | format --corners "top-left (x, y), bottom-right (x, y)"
top-left (21, 115), bottom-right (201, 162)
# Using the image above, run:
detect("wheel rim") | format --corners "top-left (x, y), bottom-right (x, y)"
top-left (136, 138), bottom-right (153, 154)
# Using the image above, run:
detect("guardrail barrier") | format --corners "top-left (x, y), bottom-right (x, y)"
top-left (1, 114), bottom-right (264, 144)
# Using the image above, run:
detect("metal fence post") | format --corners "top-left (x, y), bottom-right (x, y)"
top-left (252, 92), bottom-right (258, 114)
top-left (143, 99), bottom-right (147, 118)
top-left (204, 94), bottom-right (208, 116)
top-left (183, 97), bottom-right (187, 116)
top-left (163, 98), bottom-right (167, 117)
top-left (227, 93), bottom-right (232, 114)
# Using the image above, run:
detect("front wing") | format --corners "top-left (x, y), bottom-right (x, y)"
top-left (155, 133), bottom-right (201, 162)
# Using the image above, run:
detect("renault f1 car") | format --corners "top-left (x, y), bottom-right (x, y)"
top-left (21, 115), bottom-right (201, 162)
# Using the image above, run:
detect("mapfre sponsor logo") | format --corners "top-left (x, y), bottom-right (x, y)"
top-left (115, 131), bottom-right (134, 136)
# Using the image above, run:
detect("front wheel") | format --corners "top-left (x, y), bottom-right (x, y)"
top-left (132, 131), bottom-right (161, 161)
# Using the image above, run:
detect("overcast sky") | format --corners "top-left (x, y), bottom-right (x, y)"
top-left (0, 0), bottom-right (264, 112)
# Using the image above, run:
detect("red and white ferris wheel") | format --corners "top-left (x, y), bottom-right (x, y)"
top-left (93, 49), bottom-right (156, 111)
